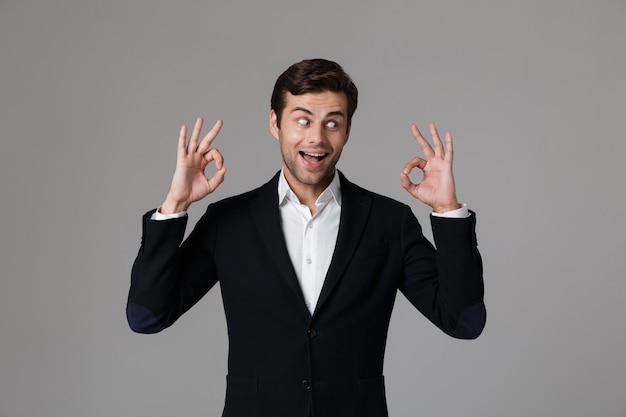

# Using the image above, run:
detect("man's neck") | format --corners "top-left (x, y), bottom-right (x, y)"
top-left (281, 169), bottom-right (337, 215)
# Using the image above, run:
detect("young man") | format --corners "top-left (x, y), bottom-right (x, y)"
top-left (127, 58), bottom-right (485, 417)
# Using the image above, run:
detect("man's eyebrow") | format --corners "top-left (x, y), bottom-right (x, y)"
top-left (290, 107), bottom-right (346, 118)
top-left (325, 110), bottom-right (346, 118)
top-left (291, 106), bottom-right (313, 115)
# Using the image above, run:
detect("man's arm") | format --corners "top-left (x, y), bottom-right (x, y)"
top-left (399, 123), bottom-right (485, 338)
top-left (399, 206), bottom-right (485, 339)
top-left (127, 208), bottom-right (219, 333)
top-left (127, 117), bottom-right (226, 333)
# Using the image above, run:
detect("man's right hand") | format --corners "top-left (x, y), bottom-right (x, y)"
top-left (160, 117), bottom-right (226, 215)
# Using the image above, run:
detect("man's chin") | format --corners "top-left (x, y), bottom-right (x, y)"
top-left (293, 169), bottom-right (334, 188)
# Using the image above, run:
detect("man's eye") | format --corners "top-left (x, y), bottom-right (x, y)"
top-left (326, 121), bottom-right (338, 128)
top-left (297, 118), bottom-right (309, 126)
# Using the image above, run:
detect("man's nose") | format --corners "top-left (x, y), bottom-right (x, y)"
top-left (307, 124), bottom-right (326, 144)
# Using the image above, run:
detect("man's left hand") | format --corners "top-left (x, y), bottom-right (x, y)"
top-left (400, 123), bottom-right (461, 213)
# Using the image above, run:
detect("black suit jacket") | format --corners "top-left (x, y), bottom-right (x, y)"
top-left (127, 171), bottom-right (485, 417)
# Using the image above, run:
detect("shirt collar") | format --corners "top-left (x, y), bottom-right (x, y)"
top-left (278, 168), bottom-right (342, 207)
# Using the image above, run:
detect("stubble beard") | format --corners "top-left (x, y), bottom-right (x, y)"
top-left (281, 148), bottom-right (342, 189)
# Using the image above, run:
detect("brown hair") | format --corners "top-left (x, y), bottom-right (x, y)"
top-left (271, 58), bottom-right (358, 129)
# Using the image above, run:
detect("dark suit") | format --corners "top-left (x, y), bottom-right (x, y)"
top-left (127, 171), bottom-right (485, 417)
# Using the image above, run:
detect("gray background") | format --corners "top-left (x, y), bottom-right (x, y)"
top-left (1, 0), bottom-right (625, 416)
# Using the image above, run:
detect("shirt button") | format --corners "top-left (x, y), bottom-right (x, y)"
top-left (302, 379), bottom-right (311, 390)
top-left (308, 223), bottom-right (313, 229)
top-left (306, 258), bottom-right (312, 264)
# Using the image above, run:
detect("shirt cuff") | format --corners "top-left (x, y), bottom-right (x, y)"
top-left (150, 207), bottom-right (187, 221)
top-left (431, 203), bottom-right (469, 218)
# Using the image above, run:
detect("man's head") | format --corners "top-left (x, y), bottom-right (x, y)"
top-left (270, 59), bottom-right (358, 131)
top-left (269, 59), bottom-right (358, 201)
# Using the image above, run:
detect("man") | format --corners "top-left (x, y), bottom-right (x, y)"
top-left (127, 58), bottom-right (485, 417)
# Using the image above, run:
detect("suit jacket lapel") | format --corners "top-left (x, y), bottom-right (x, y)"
top-left (314, 171), bottom-right (372, 316)
top-left (249, 173), bottom-right (310, 315)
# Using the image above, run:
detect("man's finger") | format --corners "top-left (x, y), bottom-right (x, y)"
top-left (198, 119), bottom-right (223, 154)
top-left (207, 165), bottom-right (227, 194)
top-left (429, 123), bottom-right (444, 157)
top-left (178, 124), bottom-right (188, 156)
top-left (402, 157), bottom-right (427, 175)
top-left (411, 124), bottom-right (435, 159)
top-left (189, 117), bottom-right (204, 150)
top-left (204, 148), bottom-right (225, 168)
top-left (399, 170), bottom-right (423, 196)
top-left (444, 130), bottom-right (454, 163)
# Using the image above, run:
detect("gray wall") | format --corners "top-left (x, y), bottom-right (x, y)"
top-left (1, 0), bottom-right (625, 416)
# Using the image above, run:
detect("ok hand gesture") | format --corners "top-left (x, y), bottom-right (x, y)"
top-left (161, 117), bottom-right (226, 214)
top-left (400, 123), bottom-right (460, 214)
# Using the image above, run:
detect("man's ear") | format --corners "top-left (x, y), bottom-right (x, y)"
top-left (269, 109), bottom-right (279, 140)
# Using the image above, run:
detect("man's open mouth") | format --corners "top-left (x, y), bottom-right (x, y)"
top-left (299, 151), bottom-right (328, 164)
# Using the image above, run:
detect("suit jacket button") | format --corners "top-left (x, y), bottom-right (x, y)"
top-left (302, 379), bottom-right (311, 390)
top-left (307, 328), bottom-right (317, 338)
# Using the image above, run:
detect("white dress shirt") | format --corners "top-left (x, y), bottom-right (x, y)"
top-left (277, 169), bottom-right (341, 313)
top-left (151, 170), bottom-right (469, 314)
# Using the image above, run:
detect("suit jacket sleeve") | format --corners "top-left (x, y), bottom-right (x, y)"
top-left (126, 207), bottom-right (219, 333)
top-left (399, 207), bottom-right (485, 339)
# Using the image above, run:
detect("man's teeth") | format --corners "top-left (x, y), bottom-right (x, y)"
top-left (301, 152), bottom-right (326, 157)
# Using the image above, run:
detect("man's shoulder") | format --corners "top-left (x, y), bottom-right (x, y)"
top-left (339, 171), bottom-right (409, 211)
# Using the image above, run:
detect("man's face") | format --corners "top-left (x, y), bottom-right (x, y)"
top-left (270, 91), bottom-right (350, 197)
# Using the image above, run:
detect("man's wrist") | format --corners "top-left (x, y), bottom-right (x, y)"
top-left (432, 202), bottom-right (461, 214)
top-left (160, 198), bottom-right (191, 215)
top-left (152, 207), bottom-right (187, 221)
top-left (431, 203), bottom-right (469, 218)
